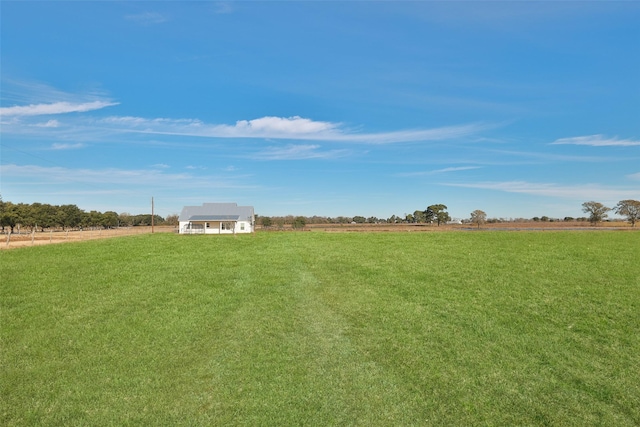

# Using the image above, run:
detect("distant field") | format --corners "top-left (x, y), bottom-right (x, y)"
top-left (302, 220), bottom-right (634, 232)
top-left (2, 232), bottom-right (639, 425)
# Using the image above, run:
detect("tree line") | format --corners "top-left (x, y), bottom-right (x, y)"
top-left (2, 197), bottom-right (638, 233)
top-left (258, 200), bottom-right (640, 229)
top-left (0, 197), bottom-right (178, 233)
top-left (464, 200), bottom-right (640, 229)
top-left (258, 204), bottom-right (455, 228)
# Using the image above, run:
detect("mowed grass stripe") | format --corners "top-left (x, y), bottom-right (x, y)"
top-left (1, 231), bottom-right (639, 425)
top-left (293, 232), bottom-right (638, 425)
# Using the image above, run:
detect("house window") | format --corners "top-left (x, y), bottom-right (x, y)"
top-left (206, 223), bottom-right (210, 228)
top-left (240, 223), bottom-right (245, 231)
top-left (221, 222), bottom-right (234, 230)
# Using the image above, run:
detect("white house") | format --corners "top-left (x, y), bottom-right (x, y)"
top-left (179, 203), bottom-right (255, 234)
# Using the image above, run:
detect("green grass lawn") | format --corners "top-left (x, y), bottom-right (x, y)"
top-left (2, 231), bottom-right (639, 425)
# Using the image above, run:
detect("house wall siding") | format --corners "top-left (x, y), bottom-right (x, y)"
top-left (179, 220), bottom-right (253, 234)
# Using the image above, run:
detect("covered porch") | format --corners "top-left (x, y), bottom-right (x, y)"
top-left (180, 215), bottom-right (240, 235)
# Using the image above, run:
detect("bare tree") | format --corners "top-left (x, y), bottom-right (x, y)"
top-left (581, 201), bottom-right (611, 226)
top-left (470, 210), bottom-right (487, 229)
top-left (615, 199), bottom-right (640, 227)
top-left (165, 214), bottom-right (179, 226)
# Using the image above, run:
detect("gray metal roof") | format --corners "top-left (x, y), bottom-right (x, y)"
top-left (188, 215), bottom-right (239, 221)
top-left (179, 203), bottom-right (254, 222)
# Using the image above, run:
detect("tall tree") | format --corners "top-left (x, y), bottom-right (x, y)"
top-left (57, 204), bottom-right (83, 230)
top-left (292, 216), bottom-right (306, 229)
top-left (165, 214), bottom-right (179, 226)
top-left (84, 210), bottom-right (104, 228)
top-left (470, 210), bottom-right (487, 229)
top-left (118, 212), bottom-right (132, 227)
top-left (260, 216), bottom-right (273, 228)
top-left (353, 216), bottom-right (366, 224)
top-left (426, 204), bottom-right (451, 226)
top-left (615, 199), bottom-right (640, 227)
top-left (33, 203), bottom-right (57, 230)
top-left (412, 210), bottom-right (426, 223)
top-left (19, 203), bottom-right (37, 231)
top-left (102, 211), bottom-right (119, 228)
top-left (582, 201), bottom-right (611, 226)
top-left (0, 199), bottom-right (18, 233)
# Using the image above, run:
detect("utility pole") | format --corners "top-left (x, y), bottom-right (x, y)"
top-left (151, 197), bottom-right (155, 233)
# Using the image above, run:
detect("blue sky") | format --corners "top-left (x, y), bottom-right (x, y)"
top-left (1, 1), bottom-right (639, 220)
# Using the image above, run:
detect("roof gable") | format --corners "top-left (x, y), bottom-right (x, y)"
top-left (188, 215), bottom-right (240, 221)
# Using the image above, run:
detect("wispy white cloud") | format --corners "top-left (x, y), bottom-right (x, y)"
top-left (1, 79), bottom-right (493, 147)
top-left (397, 166), bottom-right (481, 177)
top-left (1, 79), bottom-right (493, 145)
top-left (100, 115), bottom-right (342, 139)
top-left (436, 166), bottom-right (482, 173)
top-left (251, 144), bottom-right (351, 160)
top-left (445, 181), bottom-right (639, 200)
top-left (1, 164), bottom-right (185, 186)
top-left (124, 12), bottom-right (167, 25)
top-left (99, 115), bottom-right (492, 144)
top-left (36, 119), bottom-right (60, 128)
top-left (2, 78), bottom-right (110, 105)
top-left (627, 172), bottom-right (640, 181)
top-left (488, 149), bottom-right (623, 163)
top-left (551, 134), bottom-right (640, 147)
top-left (0, 100), bottom-right (118, 117)
top-left (235, 116), bottom-right (338, 135)
top-left (0, 164), bottom-right (255, 190)
top-left (213, 2), bottom-right (234, 14)
top-left (51, 142), bottom-right (84, 150)
top-left (346, 123), bottom-right (492, 144)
